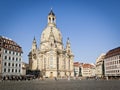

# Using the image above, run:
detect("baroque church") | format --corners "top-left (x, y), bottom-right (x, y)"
top-left (28, 10), bottom-right (74, 78)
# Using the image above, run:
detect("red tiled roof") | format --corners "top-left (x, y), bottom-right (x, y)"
top-left (82, 63), bottom-right (94, 68)
top-left (74, 62), bottom-right (80, 67)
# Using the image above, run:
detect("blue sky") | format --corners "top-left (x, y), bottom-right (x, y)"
top-left (0, 0), bottom-right (120, 63)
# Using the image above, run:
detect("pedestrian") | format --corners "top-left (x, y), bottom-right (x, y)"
top-left (68, 76), bottom-right (70, 81)
top-left (54, 77), bottom-right (57, 81)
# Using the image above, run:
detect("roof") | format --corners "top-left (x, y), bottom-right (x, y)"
top-left (0, 36), bottom-right (23, 53)
top-left (48, 9), bottom-right (55, 16)
top-left (96, 53), bottom-right (105, 63)
top-left (74, 62), bottom-right (80, 67)
top-left (105, 47), bottom-right (120, 59)
top-left (82, 63), bottom-right (94, 68)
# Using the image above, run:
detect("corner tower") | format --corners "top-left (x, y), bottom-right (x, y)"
top-left (28, 37), bottom-right (38, 70)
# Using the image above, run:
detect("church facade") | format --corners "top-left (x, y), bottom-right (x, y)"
top-left (28, 10), bottom-right (74, 78)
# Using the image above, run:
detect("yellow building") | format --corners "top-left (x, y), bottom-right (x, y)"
top-left (28, 9), bottom-right (74, 78)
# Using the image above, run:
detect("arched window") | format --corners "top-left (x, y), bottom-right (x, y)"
top-left (49, 51), bottom-right (54, 68)
top-left (53, 18), bottom-right (54, 21)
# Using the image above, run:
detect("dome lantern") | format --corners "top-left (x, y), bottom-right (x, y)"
top-left (48, 9), bottom-right (56, 26)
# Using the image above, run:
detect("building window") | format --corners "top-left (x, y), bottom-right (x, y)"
top-left (12, 63), bottom-right (14, 67)
top-left (19, 69), bottom-right (21, 73)
top-left (4, 68), bottom-right (6, 72)
top-left (50, 56), bottom-right (53, 68)
top-left (9, 56), bottom-right (11, 60)
top-left (12, 69), bottom-right (14, 72)
top-left (0, 54), bottom-right (1, 58)
top-left (0, 48), bottom-right (1, 51)
top-left (15, 69), bottom-right (17, 73)
top-left (5, 50), bottom-right (7, 53)
top-left (8, 69), bottom-right (10, 72)
top-left (16, 52), bottom-right (18, 55)
top-left (16, 58), bottom-right (18, 61)
top-left (9, 51), bottom-right (11, 54)
top-left (5, 45), bottom-right (8, 48)
top-left (12, 57), bottom-right (14, 61)
top-left (4, 56), bottom-right (7, 60)
top-left (19, 53), bottom-right (21, 56)
top-left (8, 63), bottom-right (10, 66)
top-left (9, 45), bottom-right (12, 49)
top-left (4, 62), bottom-right (7, 66)
top-left (19, 64), bottom-right (21, 67)
top-left (16, 64), bottom-right (17, 67)
top-left (13, 51), bottom-right (14, 55)
top-left (19, 58), bottom-right (21, 61)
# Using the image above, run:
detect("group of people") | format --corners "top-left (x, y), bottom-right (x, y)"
top-left (0, 75), bottom-right (35, 81)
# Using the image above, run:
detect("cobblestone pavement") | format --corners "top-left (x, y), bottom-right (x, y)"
top-left (0, 79), bottom-right (120, 90)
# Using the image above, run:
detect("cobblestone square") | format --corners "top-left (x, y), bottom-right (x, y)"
top-left (0, 79), bottom-right (120, 90)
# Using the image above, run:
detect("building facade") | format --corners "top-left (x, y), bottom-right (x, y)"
top-left (81, 63), bottom-right (95, 77)
top-left (74, 62), bottom-right (83, 77)
top-left (104, 47), bottom-right (120, 78)
top-left (22, 62), bottom-right (29, 75)
top-left (0, 36), bottom-right (23, 77)
top-left (95, 53), bottom-right (105, 77)
top-left (74, 62), bottom-right (80, 77)
top-left (28, 10), bottom-right (74, 78)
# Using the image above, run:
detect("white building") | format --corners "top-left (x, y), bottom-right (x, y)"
top-left (104, 47), bottom-right (120, 78)
top-left (0, 36), bottom-right (23, 76)
top-left (28, 9), bottom-right (74, 78)
top-left (95, 53), bottom-right (105, 77)
top-left (81, 63), bottom-right (95, 77)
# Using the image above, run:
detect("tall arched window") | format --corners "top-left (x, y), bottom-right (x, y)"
top-left (49, 51), bottom-right (53, 68)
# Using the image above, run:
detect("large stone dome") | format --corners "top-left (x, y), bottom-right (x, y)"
top-left (40, 10), bottom-right (62, 44)
top-left (40, 26), bottom-right (62, 43)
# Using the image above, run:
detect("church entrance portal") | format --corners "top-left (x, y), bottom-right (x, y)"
top-left (50, 72), bottom-right (53, 78)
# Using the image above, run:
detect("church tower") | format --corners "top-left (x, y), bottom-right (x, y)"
top-left (32, 37), bottom-right (37, 52)
top-left (28, 37), bottom-right (38, 70)
top-left (66, 37), bottom-right (72, 54)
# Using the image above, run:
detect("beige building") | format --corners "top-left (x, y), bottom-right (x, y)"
top-left (28, 10), bottom-right (74, 78)
top-left (81, 63), bottom-right (95, 77)
top-left (22, 62), bottom-right (29, 75)
top-left (95, 53), bottom-right (105, 77)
